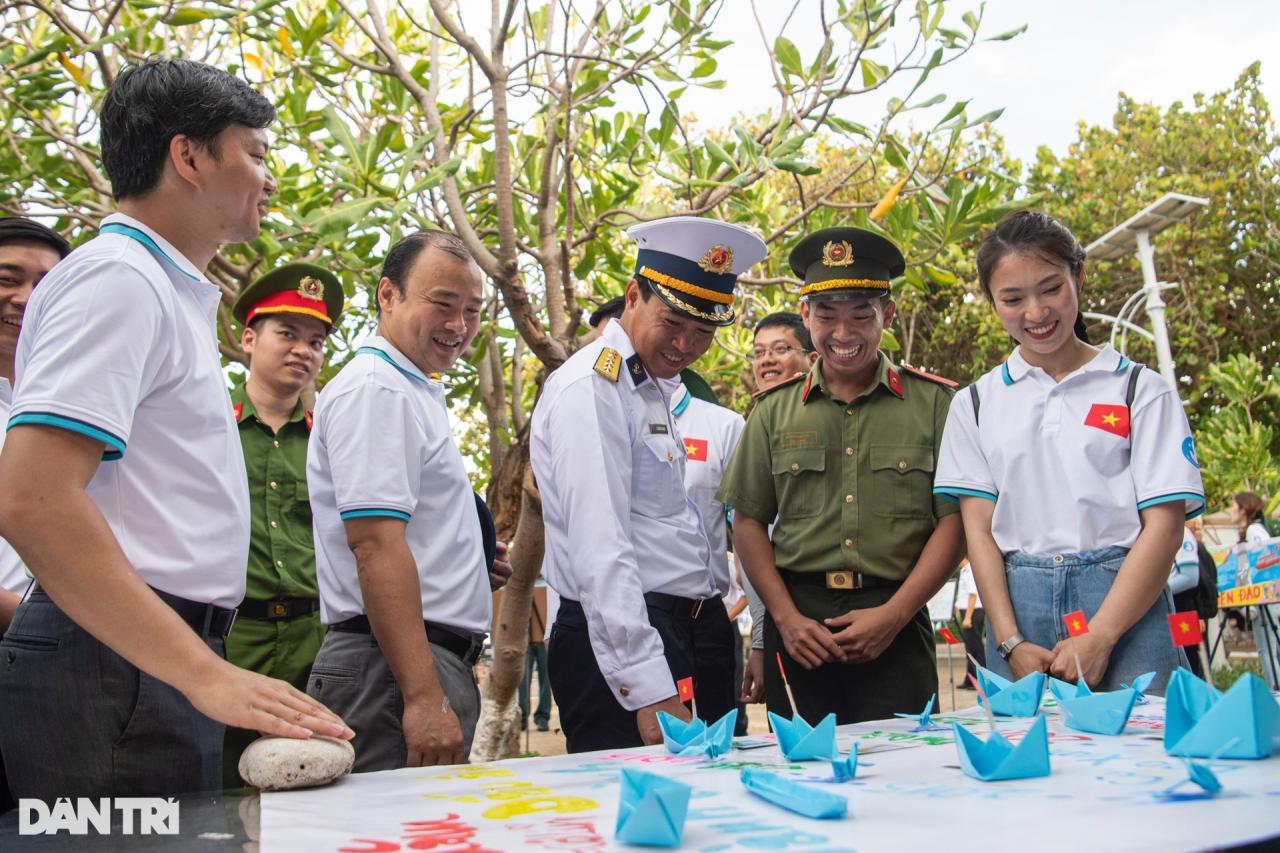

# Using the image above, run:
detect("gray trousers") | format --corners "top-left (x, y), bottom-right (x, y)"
top-left (0, 589), bottom-right (224, 802)
top-left (306, 630), bottom-right (480, 772)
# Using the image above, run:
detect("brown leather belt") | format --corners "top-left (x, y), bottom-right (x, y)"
top-left (777, 567), bottom-right (899, 591)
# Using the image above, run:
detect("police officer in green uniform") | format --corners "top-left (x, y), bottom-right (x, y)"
top-left (717, 227), bottom-right (965, 724)
top-left (223, 262), bottom-right (344, 786)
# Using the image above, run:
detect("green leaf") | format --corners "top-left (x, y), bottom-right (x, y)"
top-left (861, 59), bottom-right (889, 88)
top-left (986, 25), bottom-right (1027, 42)
top-left (307, 198), bottom-right (380, 235)
top-left (690, 57), bottom-right (716, 78)
top-left (922, 264), bottom-right (957, 286)
top-left (772, 159), bottom-right (821, 176)
top-left (705, 137), bottom-right (738, 170)
top-left (774, 36), bottom-right (802, 76)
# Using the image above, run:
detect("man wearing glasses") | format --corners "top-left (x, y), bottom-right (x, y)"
top-left (750, 313), bottom-right (815, 395)
top-left (718, 227), bottom-right (965, 724)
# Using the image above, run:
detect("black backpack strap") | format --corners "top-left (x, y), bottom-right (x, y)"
top-left (969, 384), bottom-right (981, 426)
top-left (1124, 364), bottom-right (1143, 408)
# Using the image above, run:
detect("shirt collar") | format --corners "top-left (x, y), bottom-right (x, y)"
top-left (358, 334), bottom-right (438, 387)
top-left (602, 321), bottom-right (656, 392)
top-left (100, 212), bottom-right (206, 283)
top-left (1004, 344), bottom-right (1124, 386)
top-left (230, 381), bottom-right (308, 425)
top-left (802, 351), bottom-right (901, 403)
top-left (669, 382), bottom-right (693, 416)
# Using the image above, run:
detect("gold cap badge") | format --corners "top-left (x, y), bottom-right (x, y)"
top-left (821, 240), bottom-right (854, 267)
top-left (697, 244), bottom-right (735, 274)
top-left (297, 276), bottom-right (325, 301)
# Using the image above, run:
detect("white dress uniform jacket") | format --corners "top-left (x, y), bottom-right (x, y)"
top-left (531, 321), bottom-right (716, 710)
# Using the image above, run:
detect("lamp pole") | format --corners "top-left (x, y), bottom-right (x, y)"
top-left (1134, 229), bottom-right (1179, 390)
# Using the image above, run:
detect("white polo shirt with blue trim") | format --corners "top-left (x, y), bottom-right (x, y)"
top-left (306, 334), bottom-right (490, 634)
top-left (0, 378), bottom-right (32, 597)
top-left (9, 213), bottom-right (249, 607)
top-left (934, 345), bottom-right (1204, 555)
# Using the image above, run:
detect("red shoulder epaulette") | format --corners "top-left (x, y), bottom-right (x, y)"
top-left (901, 364), bottom-right (959, 389)
top-left (751, 371), bottom-right (805, 399)
top-left (304, 410), bottom-right (314, 431)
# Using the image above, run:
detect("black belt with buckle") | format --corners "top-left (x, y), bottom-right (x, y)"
top-left (777, 567), bottom-right (899, 591)
top-left (237, 597), bottom-right (320, 620)
top-left (643, 591), bottom-right (719, 620)
top-left (329, 615), bottom-right (484, 666)
top-left (31, 585), bottom-right (237, 638)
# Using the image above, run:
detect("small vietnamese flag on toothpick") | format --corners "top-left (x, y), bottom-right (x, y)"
top-left (677, 676), bottom-right (696, 720)
top-left (939, 626), bottom-right (960, 645)
top-left (1063, 610), bottom-right (1090, 638)
top-left (1168, 612), bottom-right (1203, 646)
top-left (775, 652), bottom-right (798, 716)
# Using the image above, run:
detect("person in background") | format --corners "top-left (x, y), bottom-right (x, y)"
top-left (1232, 491), bottom-right (1277, 688)
top-left (956, 562), bottom-right (985, 687)
top-left (221, 262), bottom-right (345, 787)
top-left (0, 217), bottom-right (70, 634)
top-left (519, 580), bottom-right (553, 732)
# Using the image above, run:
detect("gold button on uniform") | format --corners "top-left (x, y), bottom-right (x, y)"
top-left (843, 538), bottom-right (853, 548)
top-left (845, 408), bottom-right (854, 416)
top-left (845, 447), bottom-right (853, 456)
top-left (845, 494), bottom-right (853, 504)
top-left (275, 560), bottom-right (284, 568)
top-left (667, 452), bottom-right (674, 462)
top-left (898, 460), bottom-right (907, 470)
top-left (619, 687), bottom-right (630, 698)
top-left (272, 440), bottom-right (280, 448)
top-left (269, 481), bottom-right (278, 490)
top-left (790, 462), bottom-right (800, 472)
top-left (270, 520), bottom-right (278, 529)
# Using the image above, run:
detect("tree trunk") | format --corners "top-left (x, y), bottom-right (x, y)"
top-left (469, 451), bottom-right (545, 762)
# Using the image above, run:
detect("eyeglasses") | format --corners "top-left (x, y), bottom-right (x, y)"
top-left (752, 343), bottom-right (805, 360)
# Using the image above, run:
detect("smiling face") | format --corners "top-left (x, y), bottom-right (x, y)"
top-left (801, 296), bottom-right (893, 388)
top-left (241, 314), bottom-right (327, 396)
top-left (988, 250), bottom-right (1081, 365)
top-left (377, 245), bottom-right (485, 376)
top-left (199, 124), bottom-right (277, 244)
top-left (0, 240), bottom-right (62, 370)
top-left (619, 279), bottom-right (717, 380)
top-left (752, 324), bottom-right (812, 389)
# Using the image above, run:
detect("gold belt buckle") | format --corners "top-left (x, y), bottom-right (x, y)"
top-left (270, 600), bottom-right (288, 618)
top-left (690, 598), bottom-right (705, 619)
top-left (826, 571), bottom-right (860, 590)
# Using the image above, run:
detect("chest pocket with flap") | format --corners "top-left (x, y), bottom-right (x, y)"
top-left (870, 444), bottom-right (935, 519)
top-left (772, 447), bottom-right (826, 519)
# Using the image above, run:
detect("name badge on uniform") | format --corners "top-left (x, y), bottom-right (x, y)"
top-left (648, 423), bottom-right (669, 435)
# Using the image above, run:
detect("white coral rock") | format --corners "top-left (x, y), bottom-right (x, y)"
top-left (238, 736), bottom-right (355, 791)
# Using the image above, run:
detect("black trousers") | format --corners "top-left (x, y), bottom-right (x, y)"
top-left (962, 608), bottom-right (986, 680)
top-left (548, 596), bottom-right (735, 754)
top-left (764, 579), bottom-right (936, 725)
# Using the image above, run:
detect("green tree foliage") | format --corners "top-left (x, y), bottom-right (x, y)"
top-left (1195, 354), bottom-right (1280, 513)
top-left (1027, 64), bottom-right (1280, 432)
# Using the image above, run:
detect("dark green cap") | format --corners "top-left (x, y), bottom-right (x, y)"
top-left (232, 262), bottom-right (344, 329)
top-left (788, 227), bottom-right (905, 301)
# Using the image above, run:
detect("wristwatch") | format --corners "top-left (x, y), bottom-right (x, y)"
top-left (996, 632), bottom-right (1026, 661)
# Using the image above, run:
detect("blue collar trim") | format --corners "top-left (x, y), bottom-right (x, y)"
top-left (672, 386), bottom-right (692, 417)
top-left (100, 223), bottom-right (200, 281)
top-left (1001, 362), bottom-right (1014, 386)
top-left (357, 346), bottom-right (429, 385)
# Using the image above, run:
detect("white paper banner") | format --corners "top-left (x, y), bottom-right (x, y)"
top-left (262, 699), bottom-right (1280, 852)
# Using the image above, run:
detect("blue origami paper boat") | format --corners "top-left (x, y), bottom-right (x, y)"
top-left (615, 768), bottom-right (691, 847)
top-left (656, 709), bottom-right (736, 757)
top-left (1121, 671), bottom-right (1156, 703)
top-left (1161, 758), bottom-right (1222, 797)
top-left (830, 742), bottom-right (859, 781)
top-left (1164, 669), bottom-right (1280, 759)
top-left (1058, 686), bottom-right (1138, 735)
top-left (1048, 675), bottom-right (1091, 704)
top-left (975, 668), bottom-right (1046, 717)
top-left (952, 714), bottom-right (1051, 782)
top-left (740, 768), bottom-right (848, 818)
top-left (893, 693), bottom-right (945, 731)
top-left (767, 711), bottom-right (837, 761)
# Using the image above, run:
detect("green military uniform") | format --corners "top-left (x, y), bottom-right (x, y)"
top-left (222, 263), bottom-right (343, 787)
top-left (716, 227), bottom-right (958, 725)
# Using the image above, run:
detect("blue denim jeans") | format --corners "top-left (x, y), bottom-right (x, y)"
top-left (983, 546), bottom-right (1187, 695)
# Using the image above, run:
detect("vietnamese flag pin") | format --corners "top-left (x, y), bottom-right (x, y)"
top-left (776, 652), bottom-right (798, 717)
top-left (1168, 611), bottom-right (1204, 647)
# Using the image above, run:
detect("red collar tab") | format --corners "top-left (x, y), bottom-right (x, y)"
top-left (232, 402), bottom-right (244, 422)
top-left (886, 368), bottom-right (904, 399)
top-left (802, 372), bottom-right (814, 402)
top-left (901, 364), bottom-right (959, 389)
top-left (304, 410), bottom-right (314, 431)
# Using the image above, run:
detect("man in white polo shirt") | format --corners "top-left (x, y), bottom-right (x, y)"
top-left (307, 230), bottom-right (492, 770)
top-left (0, 59), bottom-right (350, 803)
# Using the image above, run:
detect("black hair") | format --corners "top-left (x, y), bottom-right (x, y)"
top-left (975, 211), bottom-right (1090, 343)
top-left (588, 295), bottom-right (626, 328)
top-left (1235, 491), bottom-right (1265, 542)
top-left (376, 229), bottom-right (475, 315)
top-left (100, 59), bottom-right (276, 200)
top-left (0, 217), bottom-right (71, 258)
top-left (754, 311), bottom-right (813, 351)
